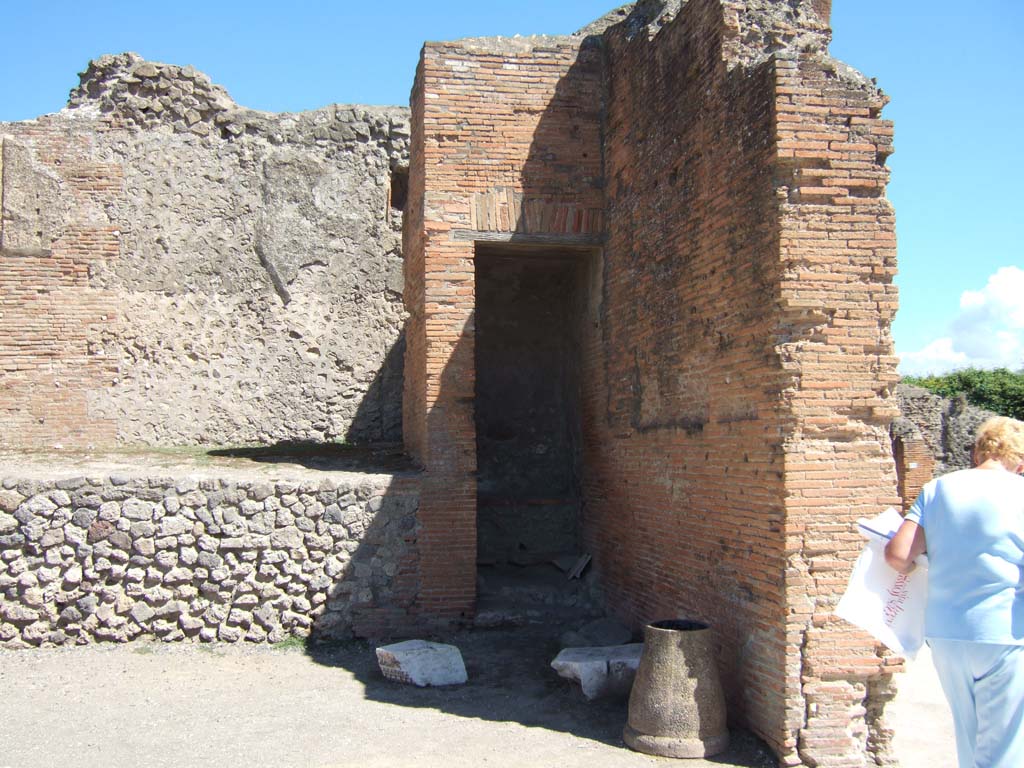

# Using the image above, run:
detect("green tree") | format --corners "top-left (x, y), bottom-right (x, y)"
top-left (903, 368), bottom-right (1024, 420)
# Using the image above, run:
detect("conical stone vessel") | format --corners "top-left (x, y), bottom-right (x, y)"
top-left (623, 619), bottom-right (729, 758)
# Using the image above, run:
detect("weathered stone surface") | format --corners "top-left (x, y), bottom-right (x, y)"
top-left (897, 383), bottom-right (1000, 473)
top-left (376, 640), bottom-right (468, 687)
top-left (39, 528), bottom-right (65, 548)
top-left (24, 495), bottom-right (57, 516)
top-left (122, 500), bottom-right (154, 521)
top-left (63, 566), bottom-right (83, 586)
top-left (2, 604), bottom-right (40, 624)
top-left (0, 490), bottom-right (25, 513)
top-left (0, 139), bottom-right (69, 253)
top-left (551, 644), bottom-right (643, 700)
top-left (624, 622), bottom-right (728, 758)
top-left (158, 517), bottom-right (191, 536)
top-left (1, 52), bottom-right (409, 450)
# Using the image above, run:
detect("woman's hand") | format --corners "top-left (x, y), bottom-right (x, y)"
top-left (884, 519), bottom-right (927, 574)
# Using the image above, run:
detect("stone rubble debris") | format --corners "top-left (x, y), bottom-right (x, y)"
top-left (550, 643), bottom-right (644, 700)
top-left (376, 639), bottom-right (468, 687)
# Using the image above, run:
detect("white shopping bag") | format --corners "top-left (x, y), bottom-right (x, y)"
top-left (835, 508), bottom-right (928, 658)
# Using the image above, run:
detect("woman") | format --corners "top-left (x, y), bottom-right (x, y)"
top-left (886, 416), bottom-right (1024, 768)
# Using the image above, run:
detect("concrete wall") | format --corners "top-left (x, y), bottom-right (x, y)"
top-left (1, 53), bottom-right (409, 449)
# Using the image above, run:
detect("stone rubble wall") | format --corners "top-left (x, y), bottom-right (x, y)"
top-left (895, 383), bottom-right (999, 475)
top-left (0, 470), bottom-right (420, 647)
top-left (1, 53), bottom-right (411, 448)
top-left (890, 383), bottom-right (1000, 514)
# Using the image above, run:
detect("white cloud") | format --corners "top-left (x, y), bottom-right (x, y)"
top-left (899, 266), bottom-right (1024, 376)
top-left (899, 337), bottom-right (968, 377)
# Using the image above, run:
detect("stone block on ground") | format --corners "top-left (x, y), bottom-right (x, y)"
top-left (551, 643), bottom-right (643, 700)
top-left (376, 639), bottom-right (468, 687)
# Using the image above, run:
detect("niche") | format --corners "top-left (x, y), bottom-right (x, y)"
top-left (474, 245), bottom-right (592, 569)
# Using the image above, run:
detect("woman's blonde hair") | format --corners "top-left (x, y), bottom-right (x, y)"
top-left (974, 416), bottom-right (1024, 467)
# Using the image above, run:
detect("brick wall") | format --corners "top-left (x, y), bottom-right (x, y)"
top-left (774, 50), bottom-right (903, 767)
top-left (892, 434), bottom-right (935, 513)
top-left (588, 5), bottom-right (901, 763)
top-left (403, 36), bottom-right (604, 619)
top-left (405, 2), bottom-right (902, 766)
top-left (592, 0), bottom-right (794, 749)
top-left (0, 128), bottom-right (123, 448)
top-left (402, 60), bottom-right (429, 468)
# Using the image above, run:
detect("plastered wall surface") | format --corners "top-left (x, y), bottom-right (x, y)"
top-left (1, 53), bottom-right (409, 448)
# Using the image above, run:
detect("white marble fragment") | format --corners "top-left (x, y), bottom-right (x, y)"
top-left (376, 639), bottom-right (468, 687)
top-left (551, 643), bottom-right (644, 700)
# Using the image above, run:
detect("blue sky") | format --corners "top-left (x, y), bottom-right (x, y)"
top-left (2, 1), bottom-right (1021, 376)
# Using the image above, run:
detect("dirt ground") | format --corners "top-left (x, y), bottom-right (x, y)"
top-left (0, 625), bottom-right (779, 768)
top-left (0, 625), bottom-right (955, 768)
top-left (887, 644), bottom-right (956, 768)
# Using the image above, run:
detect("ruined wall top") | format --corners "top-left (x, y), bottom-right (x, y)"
top-left (1, 51), bottom-right (413, 449)
top-left (897, 384), bottom-right (1001, 474)
top-left (65, 52), bottom-right (238, 135)
top-left (576, 0), bottom-right (834, 69)
top-left (726, 0), bottom-right (831, 65)
top-left (61, 52), bottom-right (410, 151)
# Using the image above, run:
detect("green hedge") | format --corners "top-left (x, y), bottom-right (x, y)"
top-left (903, 368), bottom-right (1024, 420)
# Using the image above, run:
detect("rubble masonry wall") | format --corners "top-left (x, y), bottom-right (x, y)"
top-left (0, 468), bottom-right (420, 646)
top-left (0, 53), bottom-right (410, 449)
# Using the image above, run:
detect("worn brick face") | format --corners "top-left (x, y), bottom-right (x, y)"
top-left (590, 2), bottom-right (796, 752)
top-left (404, 36), bottom-right (605, 619)
top-left (1, 129), bottom-right (122, 448)
top-left (892, 434), bottom-right (934, 513)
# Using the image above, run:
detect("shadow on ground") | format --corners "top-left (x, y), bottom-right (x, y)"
top-left (207, 441), bottom-right (414, 472)
top-left (302, 624), bottom-right (778, 767)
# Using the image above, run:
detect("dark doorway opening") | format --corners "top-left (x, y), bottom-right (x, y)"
top-left (474, 243), bottom-right (597, 622)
